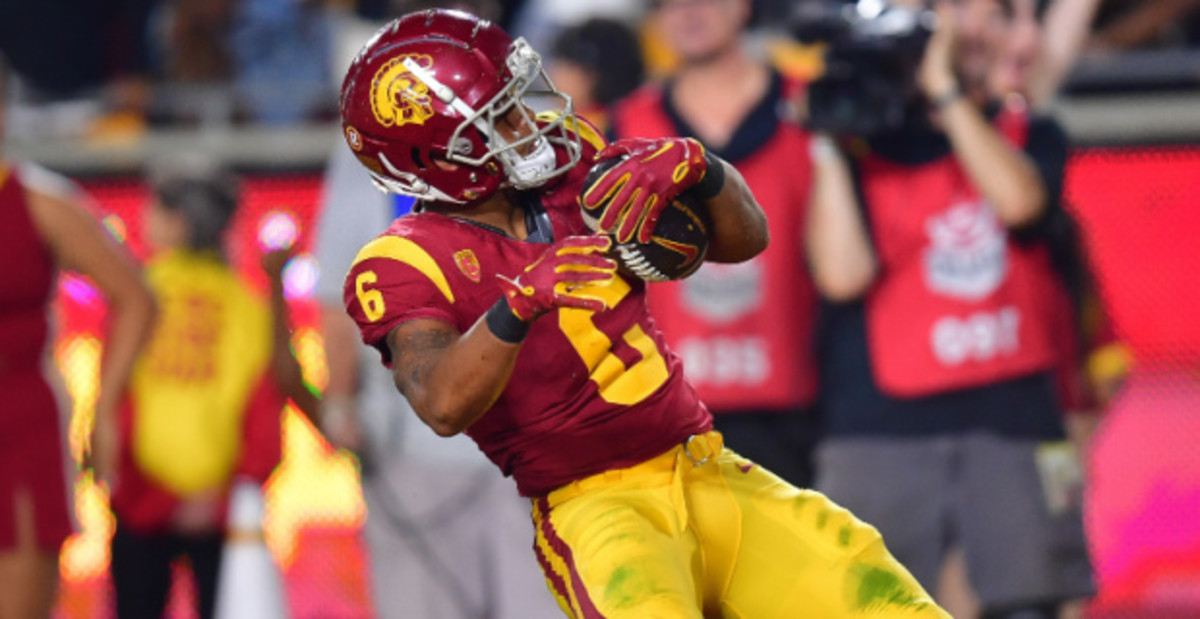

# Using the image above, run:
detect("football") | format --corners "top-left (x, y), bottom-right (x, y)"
top-left (579, 156), bottom-right (712, 282)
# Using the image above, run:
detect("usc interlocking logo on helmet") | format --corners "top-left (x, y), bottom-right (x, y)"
top-left (370, 54), bottom-right (435, 128)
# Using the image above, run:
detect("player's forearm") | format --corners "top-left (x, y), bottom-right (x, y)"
top-left (98, 286), bottom-right (157, 410)
top-left (86, 284), bottom-right (153, 484)
top-left (267, 278), bottom-right (299, 388)
top-left (321, 306), bottom-right (363, 399)
top-left (940, 99), bottom-right (1047, 227)
top-left (389, 317), bottom-right (521, 437)
top-left (91, 275), bottom-right (155, 483)
top-left (703, 161), bottom-right (769, 263)
top-left (267, 280), bottom-right (320, 421)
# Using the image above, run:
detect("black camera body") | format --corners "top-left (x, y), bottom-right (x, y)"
top-left (792, 1), bottom-right (936, 135)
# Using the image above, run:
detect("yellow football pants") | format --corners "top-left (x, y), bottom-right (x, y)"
top-left (532, 431), bottom-right (950, 618)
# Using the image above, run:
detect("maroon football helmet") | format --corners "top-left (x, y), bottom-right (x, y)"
top-left (339, 9), bottom-right (581, 205)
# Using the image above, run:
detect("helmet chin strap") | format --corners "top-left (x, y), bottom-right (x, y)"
top-left (402, 56), bottom-right (554, 191)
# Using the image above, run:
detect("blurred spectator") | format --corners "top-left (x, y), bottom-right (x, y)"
top-left (1089, 0), bottom-right (1200, 52)
top-left (990, 0), bottom-right (1056, 103)
top-left (967, 3), bottom-right (1129, 611)
top-left (384, 0), bottom-right (502, 17)
top-left (548, 18), bottom-right (644, 133)
top-left (147, 0), bottom-right (238, 126)
top-left (354, 0), bottom-right (517, 27)
top-left (0, 0), bottom-right (157, 139)
top-left (984, 0), bottom-right (1200, 105)
top-left (151, 0), bottom-right (336, 126)
top-left (103, 156), bottom-right (287, 619)
top-left (993, 0), bottom-right (1103, 107)
top-left (0, 58), bottom-right (156, 618)
top-left (610, 0), bottom-right (821, 489)
top-left (509, 0), bottom-right (642, 61)
top-left (1041, 210), bottom-right (1125, 439)
top-left (152, 0), bottom-right (235, 84)
top-left (805, 1), bottom-right (1094, 618)
top-left (228, 0), bottom-right (334, 124)
top-left (160, 0), bottom-right (235, 83)
top-left (988, 0), bottom-right (1130, 429)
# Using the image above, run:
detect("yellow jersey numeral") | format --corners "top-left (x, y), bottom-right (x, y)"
top-left (559, 278), bottom-right (669, 405)
top-left (356, 270), bottom-right (385, 322)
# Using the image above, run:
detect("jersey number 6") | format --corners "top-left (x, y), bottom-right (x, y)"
top-left (356, 270), bottom-right (386, 322)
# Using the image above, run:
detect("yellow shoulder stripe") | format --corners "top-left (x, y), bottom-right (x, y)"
top-left (538, 111), bottom-right (607, 153)
top-left (351, 236), bottom-right (455, 304)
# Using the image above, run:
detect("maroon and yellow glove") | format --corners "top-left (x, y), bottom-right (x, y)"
top-left (496, 235), bottom-right (617, 322)
top-left (582, 137), bottom-right (712, 244)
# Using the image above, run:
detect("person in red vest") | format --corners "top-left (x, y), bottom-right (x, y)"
top-left (0, 60), bottom-right (156, 619)
top-left (609, 0), bottom-right (821, 488)
top-left (99, 157), bottom-right (287, 619)
top-left (805, 1), bottom-right (1095, 617)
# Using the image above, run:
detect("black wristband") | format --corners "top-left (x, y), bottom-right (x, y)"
top-left (692, 150), bottom-right (726, 200)
top-left (485, 297), bottom-right (530, 343)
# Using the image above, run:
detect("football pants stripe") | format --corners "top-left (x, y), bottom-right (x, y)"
top-left (533, 498), bottom-right (585, 617)
top-left (533, 527), bottom-right (577, 617)
top-left (535, 497), bottom-right (606, 618)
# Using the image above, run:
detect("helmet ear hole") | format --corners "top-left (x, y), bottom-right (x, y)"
top-left (411, 147), bottom-right (427, 170)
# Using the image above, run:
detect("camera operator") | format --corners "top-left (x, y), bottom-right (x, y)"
top-left (805, 1), bottom-right (1095, 617)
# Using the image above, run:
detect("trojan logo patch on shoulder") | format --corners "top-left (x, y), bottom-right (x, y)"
top-left (454, 249), bottom-right (481, 283)
top-left (371, 54), bottom-right (436, 128)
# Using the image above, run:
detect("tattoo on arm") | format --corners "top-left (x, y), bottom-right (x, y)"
top-left (389, 321), bottom-right (457, 398)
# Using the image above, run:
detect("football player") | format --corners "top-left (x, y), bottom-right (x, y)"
top-left (338, 9), bottom-right (949, 618)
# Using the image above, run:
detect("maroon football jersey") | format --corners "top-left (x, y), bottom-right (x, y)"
top-left (343, 125), bottom-right (712, 496)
